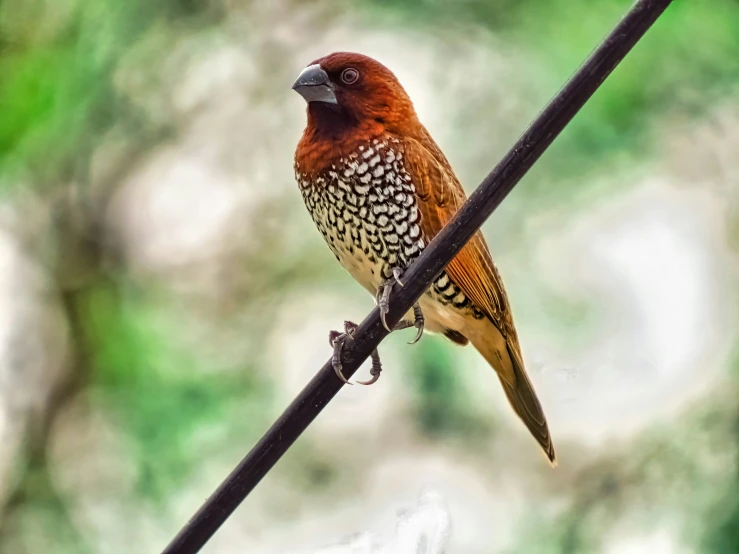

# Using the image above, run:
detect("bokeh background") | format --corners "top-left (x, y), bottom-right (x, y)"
top-left (1, 0), bottom-right (738, 552)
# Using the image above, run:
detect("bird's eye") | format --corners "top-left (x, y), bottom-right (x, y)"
top-left (341, 68), bottom-right (359, 85)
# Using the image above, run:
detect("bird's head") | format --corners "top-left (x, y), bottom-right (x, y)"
top-left (293, 52), bottom-right (419, 140)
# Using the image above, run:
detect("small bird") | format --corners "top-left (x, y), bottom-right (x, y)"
top-left (293, 52), bottom-right (556, 466)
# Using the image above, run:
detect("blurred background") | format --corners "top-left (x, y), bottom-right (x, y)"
top-left (1, 0), bottom-right (738, 552)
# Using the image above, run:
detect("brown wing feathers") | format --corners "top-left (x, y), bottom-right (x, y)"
top-left (402, 135), bottom-right (508, 329)
top-left (403, 133), bottom-right (557, 465)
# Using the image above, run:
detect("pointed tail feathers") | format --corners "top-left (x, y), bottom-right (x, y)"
top-left (500, 343), bottom-right (557, 466)
top-left (473, 331), bottom-right (557, 466)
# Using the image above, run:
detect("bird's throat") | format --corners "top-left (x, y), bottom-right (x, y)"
top-left (298, 104), bottom-right (386, 174)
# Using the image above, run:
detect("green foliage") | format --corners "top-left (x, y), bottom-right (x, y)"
top-left (701, 368), bottom-right (739, 553)
top-left (0, 0), bottom-right (217, 187)
top-left (78, 282), bottom-right (272, 500)
top-left (530, 0), bottom-right (739, 182)
top-left (703, 490), bottom-right (739, 554)
top-left (408, 338), bottom-right (492, 440)
top-left (360, 0), bottom-right (739, 198)
top-left (0, 457), bottom-right (93, 554)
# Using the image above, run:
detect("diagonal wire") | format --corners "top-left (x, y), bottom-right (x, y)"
top-left (161, 1), bottom-right (673, 552)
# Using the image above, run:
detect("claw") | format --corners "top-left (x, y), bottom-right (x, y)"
top-left (380, 310), bottom-right (392, 333)
top-left (377, 269), bottom-right (399, 333)
top-left (357, 348), bottom-right (383, 385)
top-left (408, 303), bottom-right (425, 344)
top-left (378, 285), bottom-right (393, 332)
top-left (357, 375), bottom-right (380, 386)
top-left (329, 322), bottom-right (359, 385)
top-left (330, 281), bottom-right (419, 386)
top-left (334, 359), bottom-right (352, 384)
top-left (331, 336), bottom-right (352, 385)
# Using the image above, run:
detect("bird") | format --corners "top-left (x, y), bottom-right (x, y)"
top-left (292, 52), bottom-right (556, 466)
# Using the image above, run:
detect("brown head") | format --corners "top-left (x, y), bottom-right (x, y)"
top-left (293, 52), bottom-right (421, 172)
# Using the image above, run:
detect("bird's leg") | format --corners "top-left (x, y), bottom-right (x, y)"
top-left (376, 267), bottom-right (425, 342)
top-left (410, 302), bottom-right (424, 343)
top-left (330, 266), bottom-right (424, 386)
top-left (388, 303), bottom-right (425, 344)
top-left (377, 267), bottom-right (407, 332)
top-left (329, 321), bottom-right (356, 385)
top-left (356, 349), bottom-right (383, 386)
top-left (329, 321), bottom-right (384, 386)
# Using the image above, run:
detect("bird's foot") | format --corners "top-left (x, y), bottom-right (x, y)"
top-left (356, 347), bottom-right (383, 386)
top-left (329, 321), bottom-right (384, 386)
top-left (376, 267), bottom-right (425, 343)
top-left (376, 267), bottom-right (408, 332)
top-left (391, 302), bottom-right (425, 344)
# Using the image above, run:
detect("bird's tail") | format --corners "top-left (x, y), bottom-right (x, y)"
top-left (472, 327), bottom-right (557, 466)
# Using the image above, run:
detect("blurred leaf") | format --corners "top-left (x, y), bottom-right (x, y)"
top-left (78, 282), bottom-right (273, 500)
top-left (408, 338), bottom-right (493, 440)
top-left (0, 0), bottom-right (220, 188)
top-left (362, 0), bottom-right (739, 203)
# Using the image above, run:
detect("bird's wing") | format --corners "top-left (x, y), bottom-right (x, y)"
top-left (401, 134), bottom-right (517, 342)
top-left (402, 134), bottom-right (554, 462)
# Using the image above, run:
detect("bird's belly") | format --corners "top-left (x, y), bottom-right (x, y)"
top-left (328, 228), bottom-right (484, 338)
top-left (306, 191), bottom-right (484, 335)
top-left (329, 232), bottom-right (385, 294)
top-left (297, 138), bottom-right (484, 337)
top-left (416, 296), bottom-right (466, 334)
top-left (299, 143), bottom-right (426, 294)
top-left (419, 272), bottom-right (486, 334)
top-left (330, 236), bottom-right (473, 335)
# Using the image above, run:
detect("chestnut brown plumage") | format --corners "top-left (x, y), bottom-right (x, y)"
top-left (293, 52), bottom-right (556, 465)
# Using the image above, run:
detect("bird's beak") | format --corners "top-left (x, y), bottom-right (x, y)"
top-left (292, 64), bottom-right (337, 105)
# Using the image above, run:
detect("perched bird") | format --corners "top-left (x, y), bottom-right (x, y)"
top-left (293, 52), bottom-right (556, 466)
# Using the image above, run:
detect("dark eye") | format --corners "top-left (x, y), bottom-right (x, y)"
top-left (341, 68), bottom-right (359, 85)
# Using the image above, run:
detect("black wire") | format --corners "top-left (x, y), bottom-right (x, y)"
top-left (160, 1), bottom-right (673, 551)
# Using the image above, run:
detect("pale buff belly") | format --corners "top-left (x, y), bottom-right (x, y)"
top-left (332, 238), bottom-right (476, 337)
top-left (297, 138), bottom-right (483, 340)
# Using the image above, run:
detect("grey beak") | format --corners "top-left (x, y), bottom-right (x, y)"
top-left (292, 64), bottom-right (337, 104)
